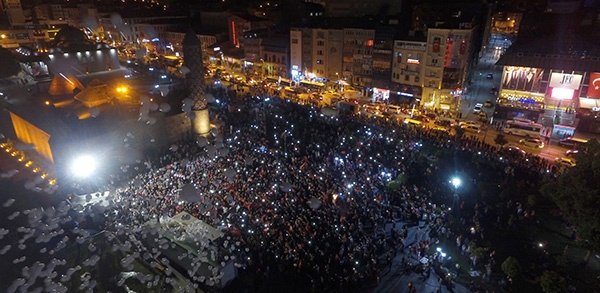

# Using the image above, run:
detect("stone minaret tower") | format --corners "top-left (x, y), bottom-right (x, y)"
top-left (182, 28), bottom-right (210, 136)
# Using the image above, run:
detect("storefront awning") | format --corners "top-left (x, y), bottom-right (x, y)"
top-left (579, 98), bottom-right (600, 109)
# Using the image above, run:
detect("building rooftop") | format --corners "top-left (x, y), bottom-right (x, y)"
top-left (230, 13), bottom-right (272, 22)
top-left (496, 30), bottom-right (600, 71)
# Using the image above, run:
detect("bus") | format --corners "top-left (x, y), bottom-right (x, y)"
top-left (503, 118), bottom-right (542, 137)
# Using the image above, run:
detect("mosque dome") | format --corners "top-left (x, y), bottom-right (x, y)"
top-left (54, 26), bottom-right (89, 44)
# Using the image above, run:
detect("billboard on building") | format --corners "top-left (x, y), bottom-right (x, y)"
top-left (586, 72), bottom-right (600, 98)
top-left (549, 72), bottom-right (582, 90)
top-left (551, 87), bottom-right (575, 99)
top-left (501, 66), bottom-right (543, 92)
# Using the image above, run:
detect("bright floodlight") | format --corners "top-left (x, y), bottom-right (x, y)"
top-left (71, 155), bottom-right (96, 178)
top-left (451, 177), bottom-right (461, 189)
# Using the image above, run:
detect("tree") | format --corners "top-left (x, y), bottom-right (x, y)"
top-left (541, 139), bottom-right (600, 253)
top-left (540, 270), bottom-right (566, 293)
top-left (396, 173), bottom-right (407, 185)
top-left (468, 243), bottom-right (487, 268)
top-left (501, 256), bottom-right (521, 279)
top-left (494, 134), bottom-right (508, 146)
top-left (387, 180), bottom-right (400, 191)
top-left (0, 46), bottom-right (21, 80)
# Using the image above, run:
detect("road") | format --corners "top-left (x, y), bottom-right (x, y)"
top-left (454, 35), bottom-right (569, 165)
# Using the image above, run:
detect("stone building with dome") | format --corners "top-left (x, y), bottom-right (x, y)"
top-left (44, 26), bottom-right (120, 76)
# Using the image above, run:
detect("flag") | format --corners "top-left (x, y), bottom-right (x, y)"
top-left (587, 72), bottom-right (600, 98)
top-left (433, 39), bottom-right (440, 53)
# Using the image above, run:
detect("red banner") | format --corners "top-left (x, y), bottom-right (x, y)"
top-left (433, 39), bottom-right (440, 53)
top-left (587, 72), bottom-right (600, 98)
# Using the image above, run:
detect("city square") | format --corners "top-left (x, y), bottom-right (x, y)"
top-left (1, 1), bottom-right (600, 293)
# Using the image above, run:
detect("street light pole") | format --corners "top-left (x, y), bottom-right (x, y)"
top-left (450, 177), bottom-right (461, 216)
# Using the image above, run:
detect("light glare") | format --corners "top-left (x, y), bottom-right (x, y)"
top-left (71, 155), bottom-right (96, 178)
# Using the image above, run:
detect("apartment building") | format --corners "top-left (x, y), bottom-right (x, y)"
top-left (228, 14), bottom-right (273, 48)
top-left (421, 27), bottom-right (474, 112)
top-left (290, 27), bottom-right (343, 82)
top-left (165, 30), bottom-right (217, 56)
top-left (261, 34), bottom-right (289, 78)
top-left (3, 0), bottom-right (26, 25)
top-left (391, 39), bottom-right (427, 101)
top-left (371, 26), bottom-right (395, 98)
top-left (99, 15), bottom-right (186, 44)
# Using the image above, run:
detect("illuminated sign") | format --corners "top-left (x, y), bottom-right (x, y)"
top-left (407, 58), bottom-right (420, 64)
top-left (373, 88), bottom-right (390, 100)
top-left (551, 87), bottom-right (575, 99)
top-left (231, 21), bottom-right (237, 46)
top-left (549, 73), bottom-right (582, 89)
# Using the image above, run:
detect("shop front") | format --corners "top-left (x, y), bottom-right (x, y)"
top-left (497, 90), bottom-right (545, 110)
top-left (543, 72), bottom-right (581, 127)
top-left (497, 66), bottom-right (545, 109)
top-left (421, 87), bottom-right (460, 116)
top-left (372, 88), bottom-right (390, 103)
top-left (576, 78), bottom-right (600, 133)
top-left (390, 83), bottom-right (422, 105)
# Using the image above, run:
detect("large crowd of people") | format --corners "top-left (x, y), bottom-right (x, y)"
top-left (103, 86), bottom-right (556, 292)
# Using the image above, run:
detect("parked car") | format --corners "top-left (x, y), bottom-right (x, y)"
top-left (473, 103), bottom-right (483, 113)
top-left (461, 124), bottom-right (481, 133)
top-left (555, 157), bottom-right (576, 167)
top-left (459, 121), bottom-right (479, 127)
top-left (503, 144), bottom-right (526, 155)
top-left (430, 125), bottom-right (451, 133)
top-left (478, 112), bottom-right (487, 121)
top-left (434, 119), bottom-right (454, 127)
top-left (557, 137), bottom-right (588, 149)
top-left (486, 73), bottom-right (494, 79)
top-left (519, 138), bottom-right (545, 148)
top-left (565, 149), bottom-right (578, 157)
top-left (404, 118), bottom-right (423, 127)
top-left (413, 114), bottom-right (431, 122)
top-left (484, 100), bottom-right (493, 108)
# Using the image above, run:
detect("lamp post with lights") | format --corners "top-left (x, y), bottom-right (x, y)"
top-left (450, 176), bottom-right (461, 216)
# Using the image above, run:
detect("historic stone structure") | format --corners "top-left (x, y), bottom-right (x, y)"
top-left (182, 28), bottom-right (210, 136)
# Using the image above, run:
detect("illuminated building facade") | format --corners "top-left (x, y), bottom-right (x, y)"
top-left (289, 27), bottom-right (343, 82)
top-left (496, 33), bottom-right (600, 135)
top-left (44, 26), bottom-right (120, 76)
top-left (227, 14), bottom-right (273, 48)
top-left (391, 39), bottom-right (426, 102)
top-left (421, 27), bottom-right (474, 112)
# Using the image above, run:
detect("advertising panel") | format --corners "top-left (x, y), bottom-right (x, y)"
top-left (373, 88), bottom-right (390, 100)
top-left (501, 66), bottom-right (543, 92)
top-left (549, 72), bottom-right (582, 89)
top-left (586, 72), bottom-right (600, 98)
top-left (551, 124), bottom-right (575, 139)
top-left (551, 88), bottom-right (575, 99)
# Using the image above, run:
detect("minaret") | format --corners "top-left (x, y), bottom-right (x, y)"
top-left (182, 28), bottom-right (210, 136)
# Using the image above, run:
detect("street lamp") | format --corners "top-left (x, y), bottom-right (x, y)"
top-left (71, 155), bottom-right (97, 178)
top-left (450, 176), bottom-right (461, 214)
top-left (450, 177), bottom-right (461, 189)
